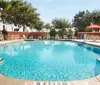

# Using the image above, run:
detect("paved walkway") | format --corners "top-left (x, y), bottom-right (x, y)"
top-left (72, 39), bottom-right (100, 47)
top-left (0, 74), bottom-right (100, 85)
top-left (0, 39), bottom-right (23, 46)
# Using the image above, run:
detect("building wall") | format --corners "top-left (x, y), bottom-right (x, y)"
top-left (0, 23), bottom-right (34, 32)
top-left (7, 32), bottom-right (46, 40)
top-left (78, 32), bottom-right (100, 40)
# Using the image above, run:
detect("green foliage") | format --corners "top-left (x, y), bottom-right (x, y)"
top-left (73, 11), bottom-right (87, 32)
top-left (44, 23), bottom-right (52, 30)
top-left (52, 18), bottom-right (71, 29)
top-left (49, 29), bottom-right (57, 36)
top-left (67, 29), bottom-right (73, 38)
top-left (58, 28), bottom-right (67, 37)
top-left (0, 0), bottom-right (10, 11)
top-left (52, 18), bottom-right (71, 38)
top-left (0, 0), bottom-right (41, 31)
top-left (73, 10), bottom-right (100, 35)
top-left (34, 20), bottom-right (44, 32)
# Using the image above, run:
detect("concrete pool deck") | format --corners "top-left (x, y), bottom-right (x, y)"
top-left (0, 39), bottom-right (24, 46)
top-left (72, 39), bottom-right (100, 47)
top-left (0, 74), bottom-right (100, 85)
top-left (0, 39), bottom-right (100, 47)
top-left (0, 39), bottom-right (100, 85)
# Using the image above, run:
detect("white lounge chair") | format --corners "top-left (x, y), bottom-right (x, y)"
top-left (55, 35), bottom-right (59, 40)
top-left (47, 35), bottom-right (50, 39)
top-left (0, 35), bottom-right (4, 41)
top-left (23, 35), bottom-right (27, 39)
top-left (97, 58), bottom-right (100, 61)
top-left (64, 35), bottom-right (68, 39)
top-left (38, 36), bottom-right (42, 39)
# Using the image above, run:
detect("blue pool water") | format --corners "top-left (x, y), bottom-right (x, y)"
top-left (0, 41), bottom-right (100, 81)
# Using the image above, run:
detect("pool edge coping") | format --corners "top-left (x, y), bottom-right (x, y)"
top-left (0, 39), bottom-right (24, 46)
top-left (71, 39), bottom-right (100, 47)
top-left (0, 74), bottom-right (100, 85)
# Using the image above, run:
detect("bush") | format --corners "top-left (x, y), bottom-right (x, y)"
top-left (49, 29), bottom-right (57, 37)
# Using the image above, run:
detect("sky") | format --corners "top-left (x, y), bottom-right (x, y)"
top-left (26, 0), bottom-right (100, 23)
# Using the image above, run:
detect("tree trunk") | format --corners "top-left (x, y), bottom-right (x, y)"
top-left (2, 17), bottom-right (6, 40)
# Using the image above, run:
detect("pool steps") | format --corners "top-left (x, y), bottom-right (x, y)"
top-left (97, 58), bottom-right (100, 61)
top-left (0, 58), bottom-right (3, 62)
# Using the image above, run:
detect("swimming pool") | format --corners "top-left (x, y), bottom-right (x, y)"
top-left (0, 40), bottom-right (100, 81)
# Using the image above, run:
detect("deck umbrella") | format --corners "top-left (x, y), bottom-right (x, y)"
top-left (87, 24), bottom-right (100, 29)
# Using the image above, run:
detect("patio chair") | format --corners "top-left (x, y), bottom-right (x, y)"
top-left (47, 35), bottom-right (50, 39)
top-left (55, 35), bottom-right (59, 40)
top-left (88, 35), bottom-right (97, 42)
top-left (64, 35), bottom-right (68, 39)
top-left (95, 35), bottom-right (99, 41)
top-left (23, 35), bottom-right (27, 39)
top-left (86, 35), bottom-right (90, 40)
top-left (51, 36), bottom-right (55, 40)
top-left (12, 35), bottom-right (16, 40)
top-left (29, 35), bottom-right (34, 39)
top-left (59, 36), bottom-right (62, 39)
top-left (15, 34), bottom-right (19, 40)
top-left (93, 36), bottom-right (96, 41)
top-left (0, 34), bottom-right (3, 41)
top-left (43, 36), bottom-right (46, 40)
top-left (38, 36), bottom-right (42, 39)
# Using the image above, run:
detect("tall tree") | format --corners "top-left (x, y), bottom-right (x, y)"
top-left (73, 10), bottom-right (100, 36)
top-left (67, 29), bottom-right (73, 39)
top-left (0, 0), bottom-right (10, 40)
top-left (72, 11), bottom-right (86, 32)
top-left (34, 20), bottom-right (44, 32)
top-left (44, 23), bottom-right (52, 32)
top-left (0, 0), bottom-right (40, 32)
top-left (52, 18), bottom-right (71, 29)
top-left (52, 18), bottom-right (71, 38)
top-left (49, 29), bottom-right (57, 37)
top-left (58, 28), bottom-right (67, 37)
top-left (91, 10), bottom-right (100, 25)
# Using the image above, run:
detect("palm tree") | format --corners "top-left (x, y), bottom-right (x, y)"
top-left (44, 23), bottom-right (52, 32)
top-left (0, 0), bottom-right (10, 40)
top-left (67, 29), bottom-right (73, 39)
top-left (58, 28), bottom-right (67, 38)
top-left (34, 20), bottom-right (44, 32)
top-left (52, 18), bottom-right (71, 38)
top-left (6, 0), bottom-right (40, 32)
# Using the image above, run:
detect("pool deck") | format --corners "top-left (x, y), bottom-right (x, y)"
top-left (72, 39), bottom-right (100, 47)
top-left (0, 39), bottom-right (24, 46)
top-left (0, 39), bottom-right (100, 85)
top-left (0, 74), bottom-right (100, 85)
